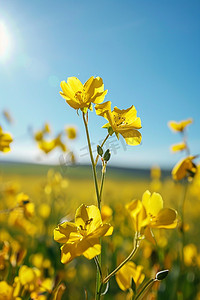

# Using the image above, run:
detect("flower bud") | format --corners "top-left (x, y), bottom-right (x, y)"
top-left (97, 145), bottom-right (103, 157)
top-left (155, 270), bottom-right (169, 281)
top-left (103, 149), bottom-right (111, 162)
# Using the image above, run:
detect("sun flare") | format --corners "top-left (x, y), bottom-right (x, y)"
top-left (0, 21), bottom-right (12, 62)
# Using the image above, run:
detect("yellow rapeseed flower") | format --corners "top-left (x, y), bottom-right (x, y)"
top-left (0, 281), bottom-right (13, 300)
top-left (101, 205), bottom-right (113, 223)
top-left (184, 244), bottom-right (198, 266)
top-left (34, 123), bottom-right (51, 142)
top-left (142, 190), bottom-right (178, 229)
top-left (65, 126), bottom-right (77, 139)
top-left (0, 126), bottom-right (13, 152)
top-left (170, 142), bottom-right (187, 153)
top-left (18, 265), bottom-right (39, 292)
top-left (16, 192), bottom-right (35, 218)
top-left (60, 76), bottom-right (107, 111)
top-left (95, 101), bottom-right (142, 145)
top-left (54, 204), bottom-right (113, 264)
top-left (168, 118), bottom-right (193, 132)
top-left (115, 261), bottom-right (145, 291)
top-left (172, 155), bottom-right (197, 181)
top-left (38, 134), bottom-right (66, 154)
top-left (126, 190), bottom-right (178, 240)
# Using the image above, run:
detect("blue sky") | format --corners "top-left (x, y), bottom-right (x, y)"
top-left (0, 0), bottom-right (200, 168)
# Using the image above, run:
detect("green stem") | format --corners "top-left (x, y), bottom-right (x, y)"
top-left (82, 112), bottom-right (102, 300)
top-left (96, 233), bottom-right (141, 299)
top-left (99, 168), bottom-right (106, 201)
top-left (181, 130), bottom-right (190, 156)
top-left (103, 233), bottom-right (141, 284)
top-left (82, 112), bottom-right (101, 209)
top-left (94, 256), bottom-right (102, 279)
top-left (134, 279), bottom-right (155, 300)
top-left (94, 134), bottom-right (110, 166)
top-left (180, 181), bottom-right (188, 270)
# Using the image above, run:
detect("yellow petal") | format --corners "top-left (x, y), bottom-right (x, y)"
top-left (115, 261), bottom-right (145, 291)
top-left (81, 237), bottom-right (101, 259)
top-left (170, 142), bottom-right (187, 152)
top-left (60, 81), bottom-right (75, 100)
top-left (168, 118), bottom-right (193, 132)
top-left (67, 77), bottom-right (83, 93)
top-left (75, 204), bottom-right (102, 235)
top-left (92, 90), bottom-right (108, 104)
top-left (126, 199), bottom-right (147, 232)
top-left (145, 192), bottom-right (163, 217)
top-left (19, 265), bottom-right (36, 285)
top-left (0, 281), bottom-right (13, 300)
top-left (60, 243), bottom-right (77, 264)
top-left (172, 155), bottom-right (197, 181)
top-left (151, 208), bottom-right (178, 229)
top-left (113, 105), bottom-right (141, 127)
top-left (59, 93), bottom-right (82, 109)
top-left (120, 129), bottom-right (142, 145)
top-left (61, 237), bottom-right (101, 263)
top-left (91, 223), bottom-right (113, 237)
top-left (144, 227), bottom-right (156, 245)
top-left (95, 101), bottom-right (112, 117)
top-left (84, 76), bottom-right (95, 95)
top-left (54, 222), bottom-right (80, 243)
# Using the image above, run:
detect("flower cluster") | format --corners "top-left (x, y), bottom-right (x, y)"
top-left (60, 76), bottom-right (142, 146)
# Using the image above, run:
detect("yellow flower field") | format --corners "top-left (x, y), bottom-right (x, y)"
top-left (0, 75), bottom-right (200, 300)
top-left (1, 162), bottom-right (200, 299)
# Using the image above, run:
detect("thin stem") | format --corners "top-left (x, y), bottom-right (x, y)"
top-left (82, 112), bottom-right (102, 300)
top-left (134, 279), bottom-right (155, 300)
top-left (180, 180), bottom-right (188, 270)
top-left (103, 233), bottom-right (141, 284)
top-left (181, 130), bottom-right (190, 156)
top-left (82, 112), bottom-right (101, 209)
top-left (99, 168), bottom-right (106, 201)
top-left (94, 134), bottom-right (110, 166)
top-left (94, 256), bottom-right (102, 279)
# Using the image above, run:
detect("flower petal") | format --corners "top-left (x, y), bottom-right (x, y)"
top-left (81, 237), bottom-right (101, 259)
top-left (126, 199), bottom-right (148, 232)
top-left (145, 192), bottom-right (163, 217)
top-left (59, 92), bottom-right (82, 109)
top-left (95, 101), bottom-right (111, 117)
top-left (60, 243), bottom-right (77, 264)
top-left (60, 81), bottom-right (75, 100)
top-left (120, 129), bottom-right (142, 145)
top-left (54, 222), bottom-right (80, 243)
top-left (151, 208), bottom-right (178, 229)
top-left (116, 261), bottom-right (145, 291)
top-left (91, 223), bottom-right (113, 237)
top-left (75, 204), bottom-right (102, 235)
top-left (67, 77), bottom-right (83, 93)
top-left (172, 156), bottom-right (197, 181)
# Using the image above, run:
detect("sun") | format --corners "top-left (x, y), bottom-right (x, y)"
top-left (0, 21), bottom-right (12, 62)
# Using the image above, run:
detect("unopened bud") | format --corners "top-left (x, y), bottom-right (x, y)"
top-left (156, 270), bottom-right (169, 281)
top-left (97, 145), bottom-right (103, 156)
top-left (103, 149), bottom-right (111, 162)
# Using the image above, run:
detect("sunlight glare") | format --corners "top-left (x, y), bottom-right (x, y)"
top-left (0, 21), bottom-right (12, 62)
